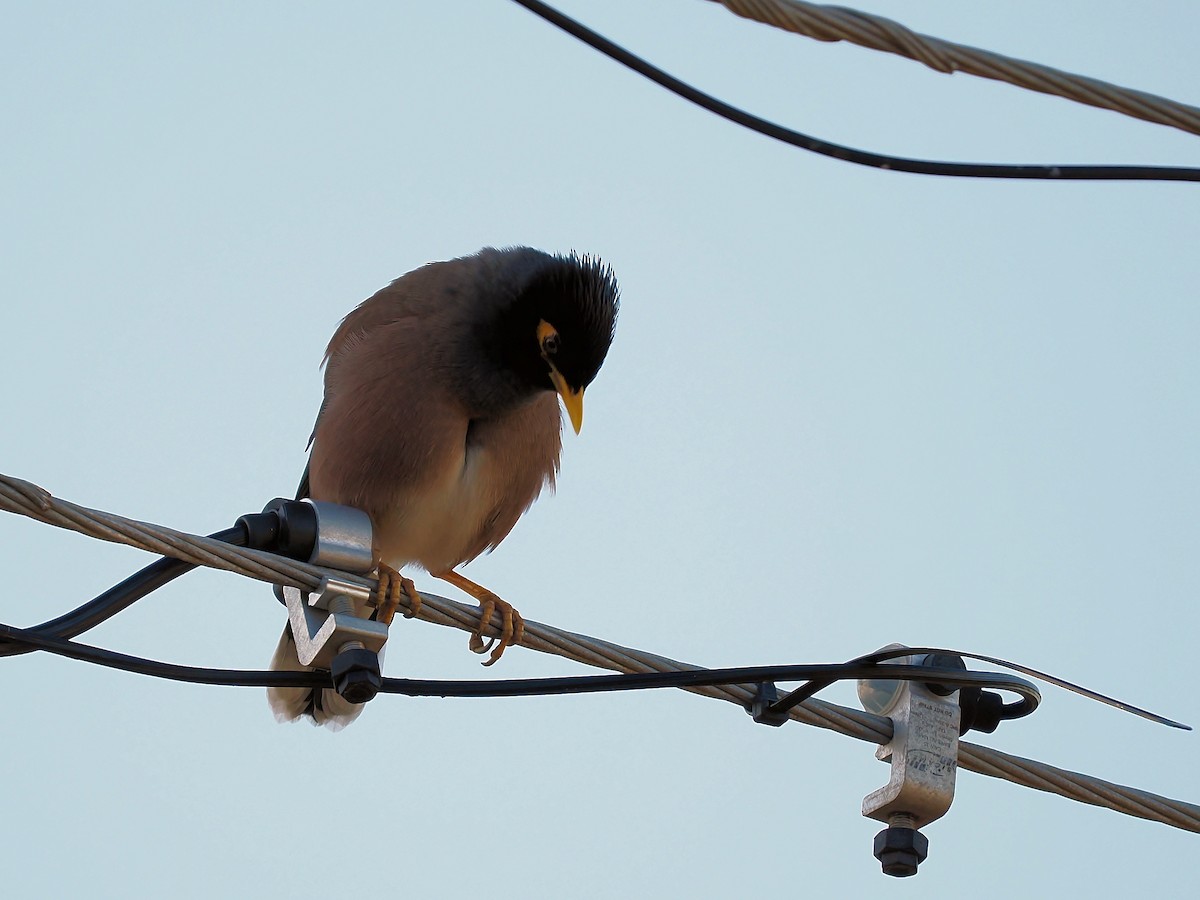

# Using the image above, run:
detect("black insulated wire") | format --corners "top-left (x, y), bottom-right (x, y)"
top-left (0, 621), bottom-right (1040, 710)
top-left (0, 525), bottom-right (247, 659)
top-left (508, 0), bottom-right (1200, 183)
top-left (2, 599), bottom-right (1188, 730)
top-left (6, 620), bottom-right (1191, 729)
top-left (767, 645), bottom-right (1190, 730)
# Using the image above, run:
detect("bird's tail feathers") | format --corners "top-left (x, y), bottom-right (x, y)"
top-left (267, 627), bottom-right (366, 731)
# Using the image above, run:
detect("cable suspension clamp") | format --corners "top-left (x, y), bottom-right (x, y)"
top-left (261, 498), bottom-right (388, 705)
top-left (858, 644), bottom-right (962, 878)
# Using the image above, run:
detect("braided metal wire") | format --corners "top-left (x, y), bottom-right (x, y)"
top-left (710, 0), bottom-right (1200, 136)
top-left (1, 471), bottom-right (1196, 832)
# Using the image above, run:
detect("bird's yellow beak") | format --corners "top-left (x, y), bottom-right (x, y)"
top-left (548, 367), bottom-right (585, 434)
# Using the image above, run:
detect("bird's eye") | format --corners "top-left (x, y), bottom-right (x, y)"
top-left (536, 319), bottom-right (561, 358)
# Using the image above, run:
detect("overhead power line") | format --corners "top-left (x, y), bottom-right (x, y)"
top-left (508, 0), bottom-right (1200, 181)
top-left (2, 471), bottom-right (1197, 833)
top-left (707, 0), bottom-right (1200, 137)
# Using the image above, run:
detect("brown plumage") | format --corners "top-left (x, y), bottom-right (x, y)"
top-left (268, 246), bottom-right (619, 727)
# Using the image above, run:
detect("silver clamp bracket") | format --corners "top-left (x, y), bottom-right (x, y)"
top-left (858, 644), bottom-right (962, 878)
top-left (243, 497), bottom-right (389, 704)
top-left (283, 578), bottom-right (388, 669)
top-left (282, 503), bottom-right (386, 703)
top-left (301, 501), bottom-right (376, 574)
top-left (284, 576), bottom-right (390, 705)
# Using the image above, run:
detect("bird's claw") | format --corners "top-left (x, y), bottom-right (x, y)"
top-left (376, 564), bottom-right (422, 625)
top-left (469, 594), bottom-right (525, 666)
top-left (435, 570), bottom-right (525, 665)
top-left (468, 632), bottom-right (495, 655)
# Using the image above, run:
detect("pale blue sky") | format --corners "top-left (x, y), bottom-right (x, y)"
top-left (3, 2), bottom-right (1197, 897)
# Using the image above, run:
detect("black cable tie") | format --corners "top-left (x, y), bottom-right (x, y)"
top-left (747, 681), bottom-right (791, 727)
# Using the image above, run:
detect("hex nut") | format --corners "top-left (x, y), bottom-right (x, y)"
top-left (873, 827), bottom-right (929, 878)
top-left (331, 648), bottom-right (382, 704)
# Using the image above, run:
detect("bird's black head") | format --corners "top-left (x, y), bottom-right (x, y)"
top-left (519, 252), bottom-right (619, 390)
top-left (471, 247), bottom-right (619, 430)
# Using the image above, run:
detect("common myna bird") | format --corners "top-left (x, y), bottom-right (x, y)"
top-left (268, 246), bottom-right (619, 727)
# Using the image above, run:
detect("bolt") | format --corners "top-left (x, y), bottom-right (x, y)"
top-left (327, 593), bottom-right (355, 616)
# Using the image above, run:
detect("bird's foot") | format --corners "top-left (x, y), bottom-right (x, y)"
top-left (375, 564), bottom-right (422, 626)
top-left (469, 593), bottom-right (524, 666)
top-left (435, 570), bottom-right (525, 666)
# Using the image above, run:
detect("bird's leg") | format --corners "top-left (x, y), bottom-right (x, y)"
top-left (435, 570), bottom-right (525, 666)
top-left (375, 563), bottom-right (422, 626)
